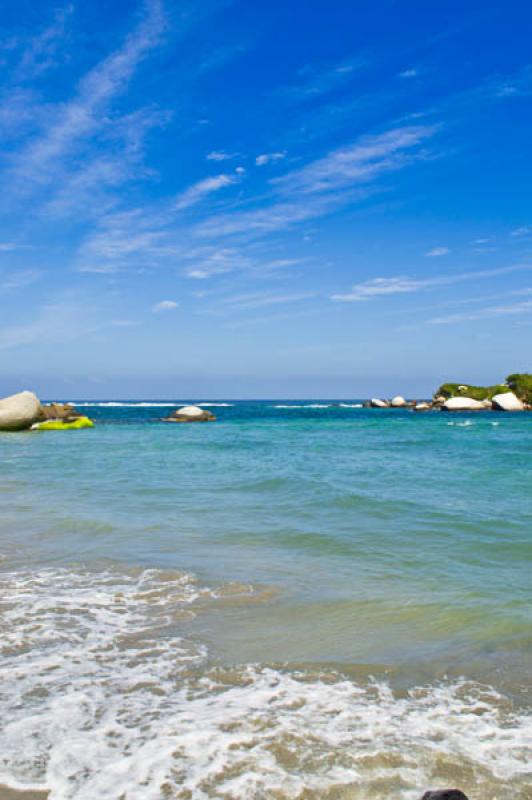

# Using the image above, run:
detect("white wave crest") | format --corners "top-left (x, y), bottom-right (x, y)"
top-left (70, 402), bottom-right (178, 407)
top-left (0, 566), bottom-right (530, 799)
top-left (197, 403), bottom-right (234, 407)
top-left (273, 404), bottom-right (331, 409)
top-left (67, 402), bottom-right (234, 408)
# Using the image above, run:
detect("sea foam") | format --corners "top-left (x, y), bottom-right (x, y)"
top-left (0, 565), bottom-right (530, 800)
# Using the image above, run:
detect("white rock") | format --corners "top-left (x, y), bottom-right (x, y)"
top-left (391, 395), bottom-right (407, 407)
top-left (414, 402), bottom-right (431, 411)
top-left (176, 405), bottom-right (206, 418)
top-left (165, 405), bottom-right (216, 422)
top-left (492, 391), bottom-right (524, 411)
top-left (442, 397), bottom-right (486, 411)
top-left (370, 398), bottom-right (389, 408)
top-left (0, 390), bottom-right (42, 431)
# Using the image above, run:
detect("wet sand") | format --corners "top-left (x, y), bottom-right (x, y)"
top-left (0, 787), bottom-right (48, 800)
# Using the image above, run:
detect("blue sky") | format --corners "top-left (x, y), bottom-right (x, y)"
top-left (1, 0), bottom-right (532, 398)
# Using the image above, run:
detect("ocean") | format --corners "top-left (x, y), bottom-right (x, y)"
top-left (0, 401), bottom-right (531, 799)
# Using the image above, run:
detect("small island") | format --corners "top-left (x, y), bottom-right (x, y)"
top-left (369, 373), bottom-right (532, 412)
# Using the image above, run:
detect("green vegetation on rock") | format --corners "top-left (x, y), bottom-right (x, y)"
top-left (506, 373), bottom-right (532, 404)
top-left (435, 373), bottom-right (532, 403)
top-left (435, 382), bottom-right (507, 401)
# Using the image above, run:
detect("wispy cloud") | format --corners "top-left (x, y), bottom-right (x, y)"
top-left (0, 242), bottom-right (28, 252)
top-left (255, 151), bottom-right (286, 166)
top-left (332, 276), bottom-right (425, 302)
top-left (425, 246), bottom-right (450, 257)
top-left (215, 290), bottom-right (315, 311)
top-left (275, 126), bottom-right (435, 195)
top-left (0, 299), bottom-right (102, 349)
top-left (6, 0), bottom-right (165, 196)
top-left (197, 125), bottom-right (437, 238)
top-left (17, 3), bottom-right (73, 79)
top-left (429, 299), bottom-right (532, 324)
top-left (206, 150), bottom-right (237, 161)
top-left (510, 225), bottom-right (532, 237)
top-left (0, 269), bottom-right (41, 291)
top-left (184, 246), bottom-right (253, 278)
top-left (398, 68), bottom-right (418, 79)
top-left (152, 299), bottom-right (178, 311)
top-left (332, 264), bottom-right (532, 302)
top-left (174, 173), bottom-right (237, 211)
top-left (280, 56), bottom-right (367, 99)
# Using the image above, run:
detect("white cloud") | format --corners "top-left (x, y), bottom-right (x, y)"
top-left (255, 151), bottom-right (286, 166)
top-left (197, 125), bottom-right (437, 239)
top-left (332, 264), bottom-right (532, 302)
top-left (425, 246), bottom-right (450, 257)
top-left (174, 173), bottom-right (236, 211)
top-left (332, 277), bottom-right (423, 302)
top-left (0, 269), bottom-right (41, 291)
top-left (0, 242), bottom-right (23, 252)
top-left (17, 3), bottom-right (73, 79)
top-left (206, 151), bottom-right (236, 161)
top-left (6, 0), bottom-right (165, 192)
top-left (216, 290), bottom-right (314, 311)
top-left (398, 68), bottom-right (418, 79)
top-left (429, 299), bottom-right (532, 324)
top-left (184, 247), bottom-right (253, 279)
top-left (510, 226), bottom-right (532, 237)
top-left (274, 125), bottom-right (436, 196)
top-left (281, 57), bottom-right (366, 99)
top-left (152, 300), bottom-right (178, 312)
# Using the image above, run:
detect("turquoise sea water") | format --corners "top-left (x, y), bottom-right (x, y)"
top-left (1, 401), bottom-right (531, 799)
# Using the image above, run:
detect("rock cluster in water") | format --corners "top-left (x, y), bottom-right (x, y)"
top-left (0, 391), bottom-right (94, 431)
top-left (368, 373), bottom-right (532, 412)
top-left (163, 405), bottom-right (216, 422)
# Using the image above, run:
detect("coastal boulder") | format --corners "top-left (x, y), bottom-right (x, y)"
top-left (442, 397), bottom-right (486, 412)
top-left (0, 390), bottom-right (42, 431)
top-left (164, 405), bottom-right (216, 422)
top-left (414, 402), bottom-right (432, 411)
top-left (39, 402), bottom-right (82, 421)
top-left (370, 398), bottom-right (389, 408)
top-left (492, 391), bottom-right (525, 411)
top-left (391, 395), bottom-right (407, 407)
top-left (421, 792), bottom-right (469, 800)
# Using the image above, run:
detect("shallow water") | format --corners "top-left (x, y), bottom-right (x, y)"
top-left (0, 401), bottom-right (531, 798)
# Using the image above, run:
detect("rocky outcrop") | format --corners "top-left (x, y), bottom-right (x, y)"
top-left (421, 791), bottom-right (469, 800)
top-left (491, 391), bottom-right (525, 411)
top-left (370, 398), bottom-right (389, 408)
top-left (442, 397), bottom-right (488, 411)
top-left (164, 405), bottom-right (216, 422)
top-left (414, 402), bottom-right (432, 411)
top-left (0, 391), bottom-right (42, 431)
top-left (391, 395), bottom-right (407, 407)
top-left (39, 402), bottom-right (82, 421)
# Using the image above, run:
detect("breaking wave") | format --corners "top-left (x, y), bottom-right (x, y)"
top-left (0, 565), bottom-right (530, 800)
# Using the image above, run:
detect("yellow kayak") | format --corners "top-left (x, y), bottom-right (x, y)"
top-left (32, 416), bottom-right (95, 431)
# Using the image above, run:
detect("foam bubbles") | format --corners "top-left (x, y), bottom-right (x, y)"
top-left (0, 566), bottom-right (530, 799)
